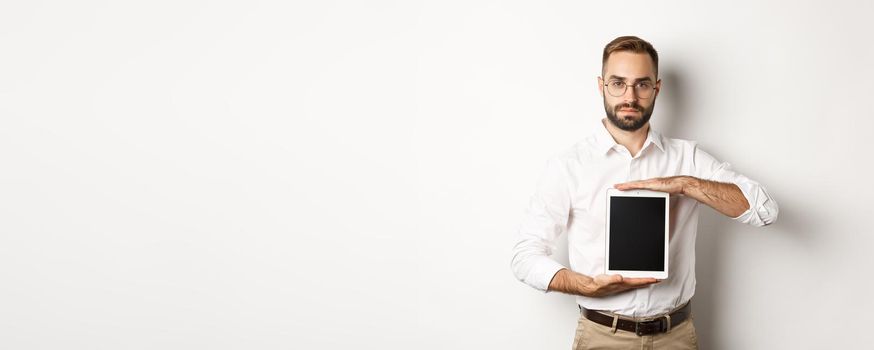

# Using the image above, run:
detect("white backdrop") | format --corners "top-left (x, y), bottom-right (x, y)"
top-left (2, 1), bottom-right (872, 349)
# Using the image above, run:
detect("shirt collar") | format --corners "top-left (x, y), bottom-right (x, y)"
top-left (594, 119), bottom-right (665, 155)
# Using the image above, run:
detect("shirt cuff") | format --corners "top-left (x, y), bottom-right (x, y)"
top-left (532, 258), bottom-right (567, 293)
top-left (729, 180), bottom-right (778, 226)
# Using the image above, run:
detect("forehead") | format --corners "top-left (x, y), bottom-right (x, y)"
top-left (603, 51), bottom-right (656, 79)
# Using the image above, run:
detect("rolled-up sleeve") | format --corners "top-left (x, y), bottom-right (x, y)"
top-left (693, 145), bottom-right (779, 227)
top-left (510, 157), bottom-right (572, 292)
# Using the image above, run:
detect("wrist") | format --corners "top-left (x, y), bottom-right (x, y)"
top-left (578, 274), bottom-right (598, 296)
top-left (680, 176), bottom-right (700, 195)
top-left (557, 269), bottom-right (594, 296)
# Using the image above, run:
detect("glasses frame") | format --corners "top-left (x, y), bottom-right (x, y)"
top-left (602, 79), bottom-right (658, 99)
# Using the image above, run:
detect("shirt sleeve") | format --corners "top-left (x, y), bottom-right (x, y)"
top-left (692, 145), bottom-right (779, 227)
top-left (510, 156), bottom-right (572, 293)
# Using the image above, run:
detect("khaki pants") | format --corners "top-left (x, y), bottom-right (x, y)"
top-left (572, 312), bottom-right (699, 350)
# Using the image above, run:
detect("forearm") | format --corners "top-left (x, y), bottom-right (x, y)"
top-left (682, 176), bottom-right (750, 218)
top-left (547, 268), bottom-right (595, 296)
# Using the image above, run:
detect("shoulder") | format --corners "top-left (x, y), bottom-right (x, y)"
top-left (658, 133), bottom-right (702, 156)
top-left (540, 144), bottom-right (581, 174)
top-left (656, 133), bottom-right (729, 178)
top-left (548, 138), bottom-right (598, 167)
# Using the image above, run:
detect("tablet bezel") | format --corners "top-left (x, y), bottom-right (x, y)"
top-left (604, 188), bottom-right (670, 279)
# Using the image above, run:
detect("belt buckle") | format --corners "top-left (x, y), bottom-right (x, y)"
top-left (634, 322), bottom-right (644, 336)
top-left (635, 317), bottom-right (666, 336)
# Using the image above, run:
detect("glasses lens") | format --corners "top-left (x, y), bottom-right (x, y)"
top-left (635, 83), bottom-right (654, 99)
top-left (607, 82), bottom-right (626, 97)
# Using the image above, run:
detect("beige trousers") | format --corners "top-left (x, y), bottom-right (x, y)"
top-left (571, 312), bottom-right (699, 350)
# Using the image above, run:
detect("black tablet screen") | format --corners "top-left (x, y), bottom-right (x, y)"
top-left (609, 196), bottom-right (666, 271)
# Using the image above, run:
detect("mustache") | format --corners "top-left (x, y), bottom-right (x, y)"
top-left (615, 103), bottom-right (642, 111)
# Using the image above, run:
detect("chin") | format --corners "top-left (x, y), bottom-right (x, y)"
top-left (620, 116), bottom-right (640, 125)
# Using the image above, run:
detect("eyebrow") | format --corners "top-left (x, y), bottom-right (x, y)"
top-left (606, 75), bottom-right (654, 83)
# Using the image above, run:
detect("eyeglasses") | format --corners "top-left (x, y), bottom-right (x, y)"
top-left (603, 79), bottom-right (657, 99)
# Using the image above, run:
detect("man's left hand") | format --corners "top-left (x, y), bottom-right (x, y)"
top-left (615, 175), bottom-right (751, 218)
top-left (613, 176), bottom-right (697, 195)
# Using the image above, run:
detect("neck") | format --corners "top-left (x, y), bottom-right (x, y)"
top-left (602, 118), bottom-right (649, 157)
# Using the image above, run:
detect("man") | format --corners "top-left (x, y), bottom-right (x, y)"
top-left (510, 36), bottom-right (778, 349)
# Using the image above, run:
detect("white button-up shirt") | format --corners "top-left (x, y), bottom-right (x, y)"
top-left (511, 120), bottom-right (778, 317)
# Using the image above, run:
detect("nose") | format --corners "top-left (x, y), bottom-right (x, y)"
top-left (622, 85), bottom-right (639, 102)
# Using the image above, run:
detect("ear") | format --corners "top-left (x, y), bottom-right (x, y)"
top-left (598, 76), bottom-right (604, 97)
top-left (654, 78), bottom-right (662, 97)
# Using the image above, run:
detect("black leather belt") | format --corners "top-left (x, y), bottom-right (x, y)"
top-left (579, 302), bottom-right (691, 336)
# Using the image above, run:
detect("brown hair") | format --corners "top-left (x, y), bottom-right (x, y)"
top-left (602, 36), bottom-right (659, 77)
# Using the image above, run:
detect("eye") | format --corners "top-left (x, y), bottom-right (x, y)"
top-left (609, 81), bottom-right (625, 88)
top-left (637, 82), bottom-right (653, 89)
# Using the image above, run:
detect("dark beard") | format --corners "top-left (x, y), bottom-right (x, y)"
top-left (604, 99), bottom-right (654, 132)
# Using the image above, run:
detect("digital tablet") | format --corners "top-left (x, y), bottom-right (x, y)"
top-left (605, 188), bottom-right (669, 279)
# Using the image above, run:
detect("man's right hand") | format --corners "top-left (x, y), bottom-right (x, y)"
top-left (547, 269), bottom-right (659, 297)
top-left (584, 274), bottom-right (659, 297)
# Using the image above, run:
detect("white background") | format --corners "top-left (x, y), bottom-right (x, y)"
top-left (1, 1), bottom-right (872, 349)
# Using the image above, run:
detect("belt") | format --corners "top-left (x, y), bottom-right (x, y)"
top-left (579, 302), bottom-right (691, 336)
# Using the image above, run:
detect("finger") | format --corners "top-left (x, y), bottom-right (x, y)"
top-left (626, 283), bottom-right (656, 290)
top-left (612, 281), bottom-right (656, 294)
top-left (617, 179), bottom-right (660, 190)
top-left (622, 278), bottom-right (659, 285)
top-left (597, 274), bottom-right (623, 285)
top-left (614, 181), bottom-right (647, 190)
